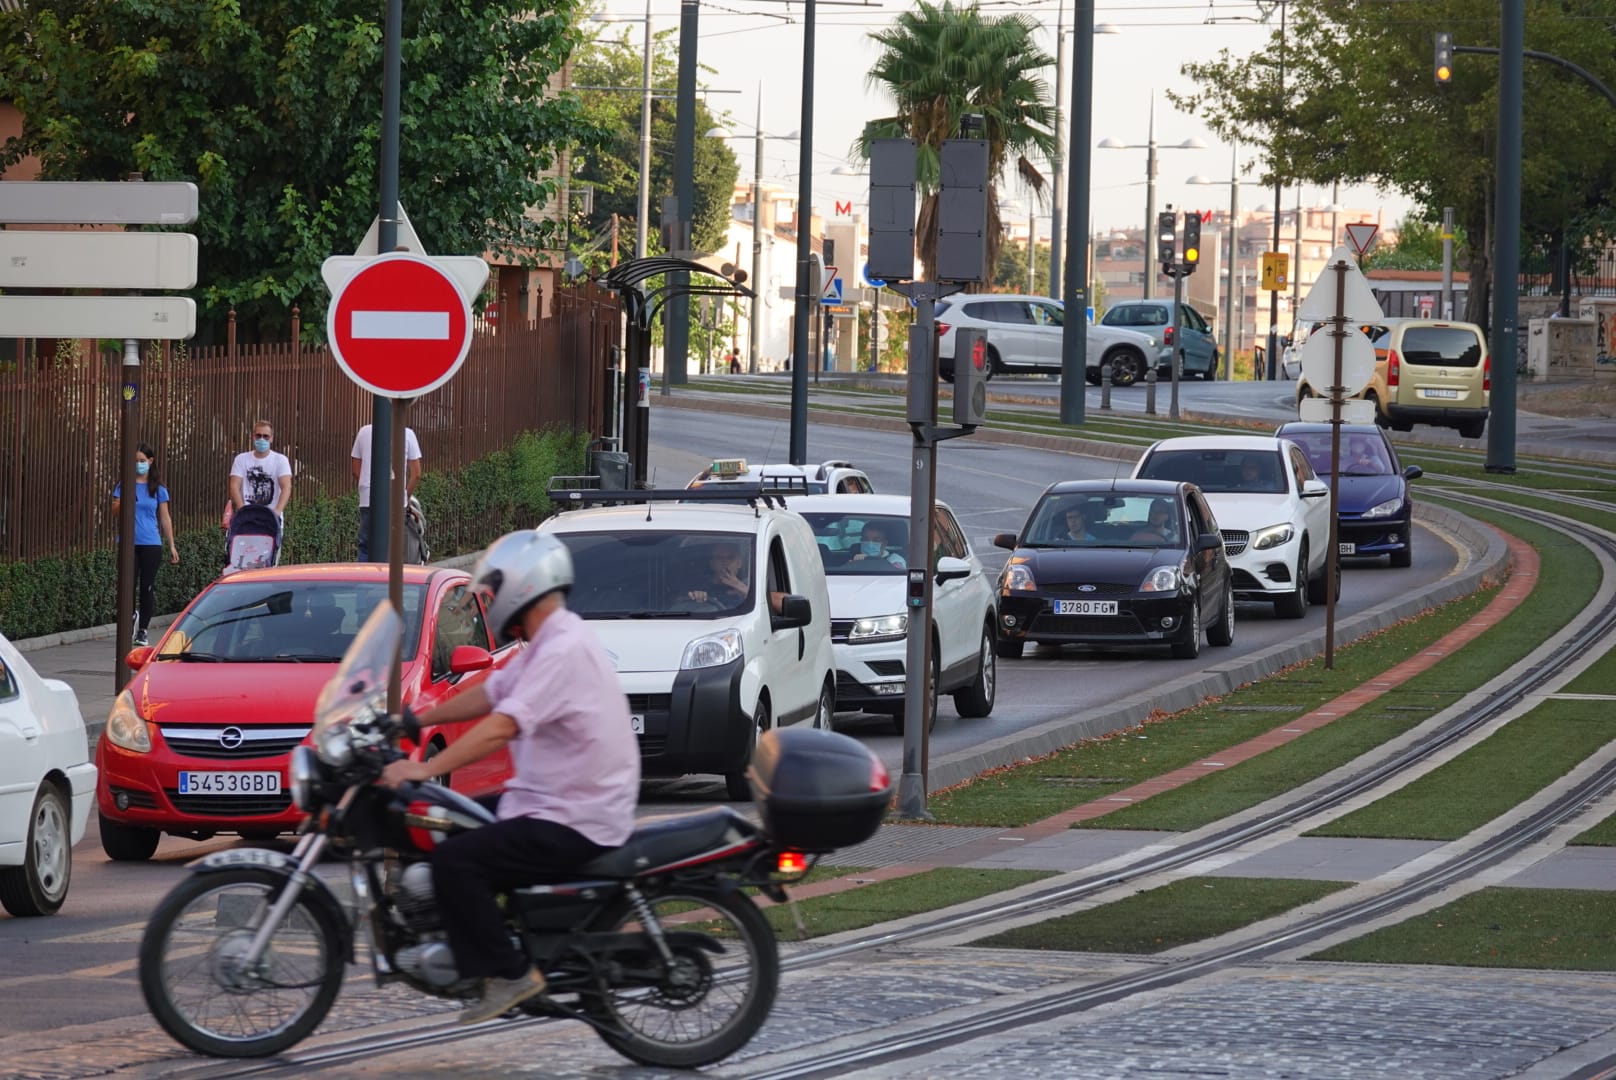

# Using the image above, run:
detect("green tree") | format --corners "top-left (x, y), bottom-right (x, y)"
top-left (569, 30), bottom-right (739, 260)
top-left (1363, 216), bottom-right (1469, 272)
top-left (0, 1), bottom-right (598, 342)
top-left (993, 238), bottom-right (1050, 293)
top-left (1170, 0), bottom-right (1616, 330)
top-left (858, 1), bottom-right (1058, 287)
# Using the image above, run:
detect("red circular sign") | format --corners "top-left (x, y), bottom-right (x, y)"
top-left (327, 253), bottom-right (472, 398)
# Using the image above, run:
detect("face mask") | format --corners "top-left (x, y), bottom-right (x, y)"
top-left (253, 437), bottom-right (271, 453)
top-left (136, 461), bottom-right (151, 477)
top-left (860, 541), bottom-right (882, 556)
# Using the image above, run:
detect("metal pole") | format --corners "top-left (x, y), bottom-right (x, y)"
top-left (1058, 0), bottom-right (1093, 425)
top-left (115, 339), bottom-right (140, 690)
top-left (1048, 2), bottom-right (1066, 298)
top-left (898, 292), bottom-right (939, 820)
top-left (1487, 0), bottom-right (1522, 473)
top-left (387, 398), bottom-right (408, 716)
top-left (789, 0), bottom-right (817, 463)
top-left (1291, 185), bottom-right (1303, 323)
top-left (636, 0), bottom-right (653, 260)
top-left (1026, 200), bottom-right (1036, 293)
top-left (369, 0), bottom-right (402, 567)
top-left (1142, 96), bottom-right (1158, 300)
top-left (1224, 146), bottom-right (1238, 381)
top-left (1265, 0), bottom-right (1286, 381)
top-left (1324, 254), bottom-right (1346, 670)
top-left (1440, 206), bottom-right (1455, 320)
top-left (665, 0), bottom-right (699, 388)
top-left (1169, 257), bottom-right (1183, 419)
top-left (749, 93), bottom-right (765, 372)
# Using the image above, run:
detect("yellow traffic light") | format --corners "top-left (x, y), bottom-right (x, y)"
top-left (1184, 247), bottom-right (1199, 264)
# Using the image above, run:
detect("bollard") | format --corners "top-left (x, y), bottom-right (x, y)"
top-left (1144, 365), bottom-right (1157, 415)
top-left (1099, 362), bottom-right (1112, 411)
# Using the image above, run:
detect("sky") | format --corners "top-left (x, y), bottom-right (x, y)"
top-left (589, 0), bottom-right (1416, 244)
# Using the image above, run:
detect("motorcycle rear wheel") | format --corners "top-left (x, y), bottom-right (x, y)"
top-left (585, 885), bottom-right (779, 1068)
top-left (139, 868), bottom-right (346, 1058)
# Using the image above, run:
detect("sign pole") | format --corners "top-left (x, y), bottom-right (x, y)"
top-left (371, 0), bottom-right (403, 580)
top-left (115, 340), bottom-right (141, 690)
top-left (387, 396), bottom-right (409, 716)
top-left (1169, 264), bottom-right (1184, 420)
top-left (1324, 255), bottom-right (1346, 670)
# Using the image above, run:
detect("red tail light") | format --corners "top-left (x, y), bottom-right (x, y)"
top-left (1163, 326), bottom-right (1175, 346)
top-left (776, 850), bottom-right (808, 874)
top-left (869, 756), bottom-right (891, 792)
top-left (936, 321), bottom-right (950, 336)
top-left (1388, 349), bottom-right (1400, 388)
top-left (1483, 354), bottom-right (1491, 392)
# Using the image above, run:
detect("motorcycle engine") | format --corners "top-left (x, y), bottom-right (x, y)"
top-left (393, 862), bottom-right (440, 929)
top-left (395, 941), bottom-right (460, 988)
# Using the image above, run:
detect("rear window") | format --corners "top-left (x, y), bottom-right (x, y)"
top-left (1136, 449), bottom-right (1288, 495)
top-left (1399, 326), bottom-right (1484, 367)
top-left (1102, 304), bottom-right (1168, 328)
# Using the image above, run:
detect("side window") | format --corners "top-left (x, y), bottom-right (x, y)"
top-left (767, 536), bottom-right (790, 599)
top-left (432, 585), bottom-right (490, 680)
top-left (1183, 306), bottom-right (1210, 333)
top-left (0, 654), bottom-right (18, 701)
top-left (1289, 447), bottom-right (1315, 488)
top-left (934, 509), bottom-right (968, 559)
top-left (1189, 493), bottom-right (1218, 536)
top-left (1031, 302), bottom-right (1064, 327)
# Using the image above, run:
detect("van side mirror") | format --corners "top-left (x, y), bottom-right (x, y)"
top-left (449, 645), bottom-right (493, 675)
top-left (125, 645), bottom-right (154, 671)
top-left (992, 532), bottom-right (1019, 551)
top-left (772, 594), bottom-right (812, 630)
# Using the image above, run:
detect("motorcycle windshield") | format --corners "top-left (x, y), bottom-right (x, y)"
top-left (313, 603), bottom-right (401, 734)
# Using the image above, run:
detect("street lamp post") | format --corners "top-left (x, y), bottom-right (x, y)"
top-left (1098, 99), bottom-right (1204, 301)
top-left (709, 115), bottom-right (798, 374)
top-left (591, 7), bottom-right (655, 259)
top-left (1048, 20), bottom-right (1118, 298)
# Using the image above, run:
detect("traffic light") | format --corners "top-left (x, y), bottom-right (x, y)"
top-left (1181, 214), bottom-right (1201, 275)
top-left (1157, 211), bottom-right (1177, 277)
top-left (1434, 31), bottom-right (1453, 85)
top-left (953, 329), bottom-right (988, 427)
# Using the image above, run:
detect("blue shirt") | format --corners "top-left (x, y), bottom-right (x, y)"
top-left (112, 482), bottom-right (170, 546)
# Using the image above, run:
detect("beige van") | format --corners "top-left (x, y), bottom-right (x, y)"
top-left (1296, 318), bottom-right (1490, 439)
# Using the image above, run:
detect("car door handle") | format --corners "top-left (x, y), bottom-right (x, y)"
top-left (797, 628), bottom-right (805, 661)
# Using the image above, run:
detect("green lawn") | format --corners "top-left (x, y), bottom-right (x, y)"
top-left (1572, 812), bottom-right (1616, 847)
top-left (760, 867), bottom-right (1054, 940)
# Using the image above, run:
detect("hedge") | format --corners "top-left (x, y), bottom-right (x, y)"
top-left (0, 427), bottom-right (589, 641)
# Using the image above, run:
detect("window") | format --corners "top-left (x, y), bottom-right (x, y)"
top-left (767, 537), bottom-right (790, 597)
top-left (803, 513), bottom-right (908, 574)
top-left (1182, 306), bottom-right (1211, 333)
top-left (1103, 304), bottom-right (1168, 328)
top-left (1029, 303), bottom-right (1064, 327)
top-left (1188, 492), bottom-right (1219, 537)
top-left (1288, 446), bottom-right (1317, 489)
top-left (1400, 326), bottom-right (1484, 367)
top-left (556, 530), bottom-right (755, 618)
top-left (934, 508), bottom-right (968, 559)
top-left (0, 654), bottom-right (17, 701)
top-left (432, 585), bottom-right (491, 680)
top-left (1137, 449), bottom-right (1286, 495)
top-left (967, 300), bottom-right (1034, 325)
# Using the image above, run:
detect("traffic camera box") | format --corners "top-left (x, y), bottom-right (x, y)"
top-left (747, 728), bottom-right (892, 853)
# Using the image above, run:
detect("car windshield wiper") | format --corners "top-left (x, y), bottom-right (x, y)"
top-left (582, 611), bottom-right (696, 620)
top-left (174, 651), bottom-right (228, 662)
top-left (1340, 469), bottom-right (1383, 477)
top-left (267, 654), bottom-right (347, 663)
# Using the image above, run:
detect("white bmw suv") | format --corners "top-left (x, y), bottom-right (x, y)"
top-left (789, 494), bottom-right (998, 733)
top-left (1131, 435), bottom-right (1335, 618)
top-left (935, 294), bottom-right (1156, 387)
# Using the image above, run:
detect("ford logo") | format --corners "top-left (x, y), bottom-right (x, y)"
top-left (1078, 584), bottom-right (1097, 593)
top-left (219, 726), bottom-right (245, 749)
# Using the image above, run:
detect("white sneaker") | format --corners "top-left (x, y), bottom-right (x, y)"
top-left (134, 630), bottom-right (149, 646)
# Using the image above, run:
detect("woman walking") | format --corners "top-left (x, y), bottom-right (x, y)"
top-left (112, 443), bottom-right (180, 645)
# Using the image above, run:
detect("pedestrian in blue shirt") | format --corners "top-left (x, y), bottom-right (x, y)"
top-left (111, 443), bottom-right (180, 645)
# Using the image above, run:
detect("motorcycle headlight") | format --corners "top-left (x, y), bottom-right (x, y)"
top-left (1361, 497), bottom-right (1403, 519)
top-left (1252, 524), bottom-right (1295, 550)
top-left (289, 745), bottom-right (322, 812)
top-left (106, 691), bottom-right (151, 753)
top-left (1001, 563), bottom-right (1036, 592)
top-left (849, 613), bottom-right (907, 643)
top-left (1140, 566), bottom-right (1182, 593)
top-left (681, 628), bottom-right (744, 670)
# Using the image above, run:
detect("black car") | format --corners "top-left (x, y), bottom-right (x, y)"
top-left (991, 480), bottom-right (1234, 660)
top-left (1274, 422), bottom-right (1422, 568)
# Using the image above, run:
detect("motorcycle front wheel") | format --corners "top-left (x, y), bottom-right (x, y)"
top-left (586, 885), bottom-right (780, 1068)
top-left (139, 868), bottom-right (346, 1058)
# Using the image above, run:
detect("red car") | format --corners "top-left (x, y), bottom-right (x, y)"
top-left (95, 564), bottom-right (522, 861)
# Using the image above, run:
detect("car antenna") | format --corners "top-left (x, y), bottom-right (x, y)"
top-left (645, 466), bottom-right (657, 521)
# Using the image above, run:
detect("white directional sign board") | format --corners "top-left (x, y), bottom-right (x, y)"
top-left (0, 231), bottom-right (198, 290)
top-left (0, 296), bottom-right (196, 339)
top-left (1299, 396), bottom-right (1378, 424)
top-left (0, 181), bottom-right (198, 225)
top-left (1298, 245), bottom-right (1384, 324)
top-left (1299, 325), bottom-right (1377, 397)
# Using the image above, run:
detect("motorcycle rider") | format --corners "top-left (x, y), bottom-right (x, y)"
top-left (380, 530), bottom-right (640, 1024)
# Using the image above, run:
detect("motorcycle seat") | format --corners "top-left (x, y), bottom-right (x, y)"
top-left (576, 806), bottom-right (762, 879)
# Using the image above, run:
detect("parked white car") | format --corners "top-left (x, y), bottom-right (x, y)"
top-left (1131, 435), bottom-right (1335, 618)
top-left (935, 294), bottom-right (1157, 387)
top-left (540, 491), bottom-right (836, 800)
top-left (0, 633), bottom-right (96, 916)
top-left (790, 494), bottom-right (998, 733)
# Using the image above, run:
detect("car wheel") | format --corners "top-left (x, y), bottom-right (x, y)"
top-left (99, 812), bottom-right (161, 862)
top-left (813, 679), bottom-right (835, 731)
top-left (1206, 351), bottom-right (1220, 379)
top-left (1390, 530), bottom-right (1414, 568)
top-left (889, 650), bottom-right (941, 736)
top-left (985, 346), bottom-right (1002, 380)
top-left (0, 784), bottom-right (71, 916)
top-left (1274, 546), bottom-right (1310, 619)
top-left (725, 697), bottom-right (769, 801)
top-left (953, 622), bottom-right (997, 718)
top-left (1308, 554), bottom-right (1340, 605)
top-left (1170, 599), bottom-right (1202, 660)
top-left (995, 637), bottom-right (1025, 659)
top-left (1106, 349), bottom-right (1143, 388)
top-left (1207, 580), bottom-right (1236, 646)
top-left (1391, 418), bottom-right (1413, 433)
top-left (1085, 368), bottom-right (1101, 386)
top-left (1458, 418), bottom-right (1486, 440)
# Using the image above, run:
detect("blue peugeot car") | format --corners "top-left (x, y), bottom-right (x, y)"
top-left (1274, 422), bottom-right (1422, 567)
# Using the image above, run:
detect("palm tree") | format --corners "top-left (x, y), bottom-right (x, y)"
top-left (858, 1), bottom-right (1058, 286)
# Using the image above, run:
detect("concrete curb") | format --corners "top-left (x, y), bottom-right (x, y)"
top-left (10, 553), bottom-right (482, 655)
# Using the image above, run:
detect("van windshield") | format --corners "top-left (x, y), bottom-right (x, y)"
top-left (555, 530), bottom-right (756, 618)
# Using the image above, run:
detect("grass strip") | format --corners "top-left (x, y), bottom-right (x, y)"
top-left (1308, 887), bottom-right (1616, 971)
top-left (1572, 813), bottom-right (1616, 847)
top-left (926, 587), bottom-right (1496, 828)
top-left (1562, 638), bottom-right (1616, 696)
top-left (973, 876), bottom-right (1348, 954)
top-left (1308, 698), bottom-right (1615, 840)
top-left (760, 867), bottom-right (1054, 940)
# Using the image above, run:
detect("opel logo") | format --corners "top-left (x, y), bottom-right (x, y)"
top-left (219, 726), bottom-right (245, 750)
top-left (1440, 369), bottom-right (1448, 377)
top-left (1078, 584), bottom-right (1097, 593)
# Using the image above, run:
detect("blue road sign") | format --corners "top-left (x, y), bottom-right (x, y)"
top-left (821, 276), bottom-right (844, 305)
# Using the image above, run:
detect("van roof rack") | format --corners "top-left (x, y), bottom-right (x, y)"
top-left (547, 479), bottom-right (802, 513)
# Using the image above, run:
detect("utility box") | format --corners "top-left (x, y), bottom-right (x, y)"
top-left (1528, 316), bottom-right (1597, 382)
top-left (588, 438), bottom-right (630, 490)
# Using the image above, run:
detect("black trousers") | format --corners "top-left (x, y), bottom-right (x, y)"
top-left (133, 545), bottom-right (162, 631)
top-left (431, 816), bottom-right (610, 981)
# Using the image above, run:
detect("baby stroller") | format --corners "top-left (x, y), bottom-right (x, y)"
top-left (404, 496), bottom-right (430, 565)
top-left (222, 504), bottom-right (281, 576)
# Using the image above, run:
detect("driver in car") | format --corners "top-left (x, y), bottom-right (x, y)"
top-left (850, 522), bottom-right (906, 568)
top-left (686, 541), bottom-right (750, 606)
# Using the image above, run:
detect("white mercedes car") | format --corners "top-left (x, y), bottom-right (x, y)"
top-left (1131, 435), bottom-right (1335, 618)
top-left (1, 632), bottom-right (96, 916)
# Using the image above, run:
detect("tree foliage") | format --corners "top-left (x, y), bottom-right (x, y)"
top-left (1363, 216), bottom-right (1469, 272)
top-left (1170, 0), bottom-right (1616, 329)
top-left (568, 29), bottom-right (739, 262)
top-left (858, 1), bottom-right (1058, 286)
top-left (0, 0), bottom-right (599, 342)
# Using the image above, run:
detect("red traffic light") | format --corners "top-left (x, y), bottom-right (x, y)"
top-left (971, 335), bottom-right (987, 370)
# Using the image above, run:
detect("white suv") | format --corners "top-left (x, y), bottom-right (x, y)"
top-left (789, 494), bottom-right (998, 734)
top-left (540, 490), bottom-right (836, 800)
top-left (1131, 435), bottom-right (1334, 618)
top-left (688, 458), bottom-right (874, 494)
top-left (935, 294), bottom-right (1156, 387)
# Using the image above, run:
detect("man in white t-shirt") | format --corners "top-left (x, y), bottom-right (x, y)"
top-left (351, 423), bottom-right (423, 562)
top-left (228, 419), bottom-right (293, 562)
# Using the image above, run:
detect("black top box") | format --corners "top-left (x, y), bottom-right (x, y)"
top-left (748, 728), bottom-right (892, 853)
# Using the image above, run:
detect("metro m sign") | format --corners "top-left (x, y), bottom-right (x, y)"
top-left (835, 200), bottom-right (853, 216)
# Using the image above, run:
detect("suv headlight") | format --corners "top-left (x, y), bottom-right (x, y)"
top-left (849, 614), bottom-right (907, 643)
top-left (1252, 524), bottom-right (1295, 550)
top-left (1362, 497), bottom-right (1402, 519)
top-left (106, 691), bottom-right (152, 753)
top-left (1001, 563), bottom-right (1036, 592)
top-left (1140, 566), bottom-right (1182, 592)
top-left (681, 628), bottom-right (744, 670)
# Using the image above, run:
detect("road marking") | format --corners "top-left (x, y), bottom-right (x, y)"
top-left (351, 310), bottom-right (449, 339)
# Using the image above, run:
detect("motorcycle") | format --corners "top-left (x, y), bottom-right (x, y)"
top-left (138, 605), bottom-right (890, 1068)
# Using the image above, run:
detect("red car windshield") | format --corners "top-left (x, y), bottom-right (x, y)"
top-left (156, 582), bottom-right (426, 662)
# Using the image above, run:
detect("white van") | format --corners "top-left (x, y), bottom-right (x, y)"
top-left (539, 492), bottom-right (836, 800)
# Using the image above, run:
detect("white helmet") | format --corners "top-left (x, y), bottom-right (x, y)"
top-left (468, 530), bottom-right (574, 637)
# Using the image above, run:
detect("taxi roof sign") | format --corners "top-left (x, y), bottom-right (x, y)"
top-left (710, 458), bottom-right (748, 478)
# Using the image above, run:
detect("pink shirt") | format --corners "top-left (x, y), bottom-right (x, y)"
top-left (483, 607), bottom-right (640, 846)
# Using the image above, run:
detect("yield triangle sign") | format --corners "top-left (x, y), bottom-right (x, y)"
top-left (1344, 222), bottom-right (1379, 257)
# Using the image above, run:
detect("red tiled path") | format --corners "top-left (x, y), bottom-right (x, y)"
top-left (776, 525), bottom-right (1536, 905)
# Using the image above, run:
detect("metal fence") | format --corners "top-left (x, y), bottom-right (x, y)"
top-left (0, 283), bottom-right (620, 563)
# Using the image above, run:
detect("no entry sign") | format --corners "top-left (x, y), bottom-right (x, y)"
top-left (327, 252), bottom-right (472, 398)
